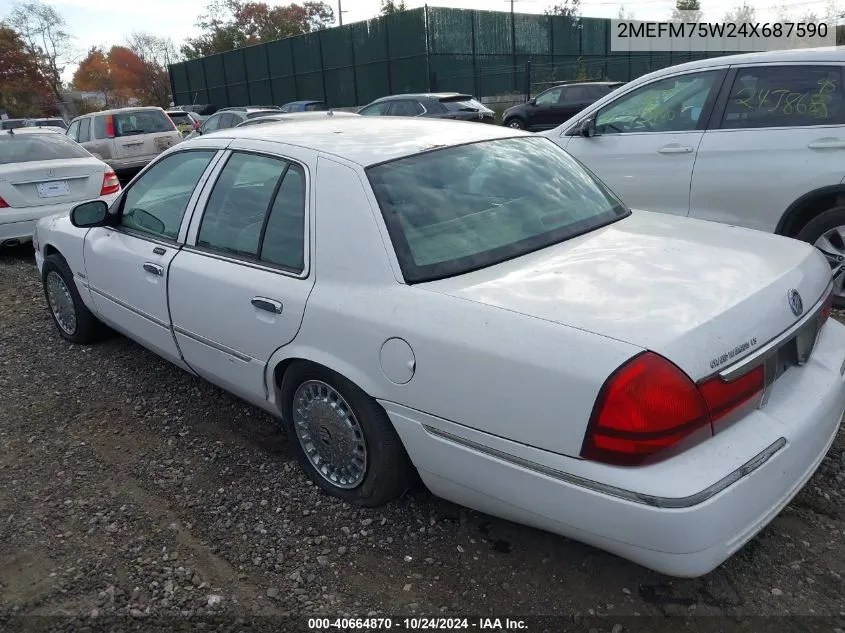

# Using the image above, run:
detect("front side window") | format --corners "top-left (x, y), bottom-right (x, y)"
top-left (118, 150), bottom-right (215, 240)
top-left (66, 120), bottom-right (80, 141)
top-left (595, 71), bottom-right (721, 134)
top-left (535, 87), bottom-right (563, 106)
top-left (721, 65), bottom-right (844, 129)
top-left (197, 152), bottom-right (306, 271)
top-left (367, 137), bottom-right (627, 283)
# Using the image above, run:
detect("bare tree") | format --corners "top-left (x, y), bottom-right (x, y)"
top-left (670, 0), bottom-right (703, 23)
top-left (616, 4), bottom-right (635, 19)
top-left (7, 1), bottom-right (75, 103)
top-left (546, 0), bottom-right (581, 20)
top-left (723, 1), bottom-right (756, 23)
top-left (125, 32), bottom-right (181, 107)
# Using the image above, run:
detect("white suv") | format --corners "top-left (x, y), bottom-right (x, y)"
top-left (543, 48), bottom-right (845, 300)
top-left (66, 107), bottom-right (182, 176)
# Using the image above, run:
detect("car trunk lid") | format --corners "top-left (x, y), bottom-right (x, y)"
top-left (421, 210), bottom-right (832, 381)
top-left (0, 159), bottom-right (106, 208)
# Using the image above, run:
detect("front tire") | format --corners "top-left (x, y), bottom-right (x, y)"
top-left (280, 362), bottom-right (415, 507)
top-left (42, 254), bottom-right (107, 343)
top-left (795, 206), bottom-right (845, 308)
top-left (504, 117), bottom-right (526, 130)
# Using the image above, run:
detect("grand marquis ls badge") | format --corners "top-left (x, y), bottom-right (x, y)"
top-left (787, 289), bottom-right (803, 317)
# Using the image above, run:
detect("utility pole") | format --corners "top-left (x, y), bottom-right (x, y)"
top-left (338, 0), bottom-right (343, 26)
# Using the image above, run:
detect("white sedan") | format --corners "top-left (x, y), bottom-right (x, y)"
top-left (0, 128), bottom-right (121, 248)
top-left (32, 118), bottom-right (845, 577)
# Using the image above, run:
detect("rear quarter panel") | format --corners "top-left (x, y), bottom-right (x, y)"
top-left (267, 155), bottom-right (642, 457)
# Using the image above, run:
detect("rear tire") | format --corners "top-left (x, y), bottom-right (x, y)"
top-left (795, 205), bottom-right (845, 308)
top-left (42, 254), bottom-right (107, 344)
top-left (280, 361), bottom-right (416, 507)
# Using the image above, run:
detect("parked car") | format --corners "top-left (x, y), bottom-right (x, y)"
top-left (234, 111), bottom-right (360, 128)
top-left (33, 117), bottom-right (845, 577)
top-left (0, 128), bottom-right (120, 248)
top-left (66, 107), bottom-right (182, 177)
top-left (186, 107), bottom-right (284, 139)
top-left (0, 118), bottom-right (28, 131)
top-left (166, 110), bottom-right (203, 137)
top-left (173, 104), bottom-right (218, 117)
top-left (502, 81), bottom-right (624, 131)
top-left (24, 118), bottom-right (68, 130)
top-left (357, 93), bottom-right (496, 123)
top-left (279, 100), bottom-right (329, 113)
top-left (541, 48), bottom-right (845, 303)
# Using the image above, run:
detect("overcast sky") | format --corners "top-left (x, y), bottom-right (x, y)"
top-left (0, 0), bottom-right (838, 82)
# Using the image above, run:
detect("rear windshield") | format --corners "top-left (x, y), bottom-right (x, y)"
top-left (30, 119), bottom-right (68, 129)
top-left (367, 136), bottom-right (628, 283)
top-left (168, 112), bottom-right (192, 123)
top-left (440, 98), bottom-right (486, 112)
top-left (113, 110), bottom-right (173, 136)
top-left (0, 133), bottom-right (91, 164)
top-left (1, 120), bottom-right (27, 130)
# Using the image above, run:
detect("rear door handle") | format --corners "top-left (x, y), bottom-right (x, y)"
top-left (807, 139), bottom-right (845, 150)
top-left (251, 297), bottom-right (283, 314)
top-left (657, 144), bottom-right (694, 154)
top-left (143, 263), bottom-right (163, 276)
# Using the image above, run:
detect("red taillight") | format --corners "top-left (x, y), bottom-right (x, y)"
top-left (581, 352), bottom-right (711, 466)
top-left (582, 352), bottom-right (765, 466)
top-left (698, 365), bottom-right (764, 427)
top-left (105, 115), bottom-right (115, 138)
top-left (0, 196), bottom-right (8, 208)
top-left (193, 120), bottom-right (201, 130)
top-left (100, 171), bottom-right (120, 195)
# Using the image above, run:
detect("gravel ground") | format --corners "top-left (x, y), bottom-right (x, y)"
top-left (2, 246), bottom-right (845, 631)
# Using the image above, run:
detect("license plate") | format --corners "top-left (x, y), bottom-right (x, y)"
top-left (36, 180), bottom-right (70, 198)
top-left (123, 143), bottom-right (143, 155)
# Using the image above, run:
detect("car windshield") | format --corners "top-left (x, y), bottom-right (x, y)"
top-left (440, 98), bottom-right (486, 112)
top-left (0, 132), bottom-right (91, 164)
top-left (367, 136), bottom-right (628, 283)
top-left (114, 110), bottom-right (173, 136)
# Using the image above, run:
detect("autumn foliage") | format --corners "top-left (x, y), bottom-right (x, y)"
top-left (72, 44), bottom-right (172, 108)
top-left (0, 26), bottom-right (58, 116)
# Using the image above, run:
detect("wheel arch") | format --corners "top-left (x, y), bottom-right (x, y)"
top-left (776, 185), bottom-right (845, 237)
top-left (269, 347), bottom-right (384, 412)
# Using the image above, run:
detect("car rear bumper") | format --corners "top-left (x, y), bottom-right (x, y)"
top-left (1, 193), bottom-right (119, 242)
top-left (382, 319), bottom-right (845, 577)
top-left (107, 156), bottom-right (156, 172)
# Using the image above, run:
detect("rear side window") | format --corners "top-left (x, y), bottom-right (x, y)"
top-left (720, 65), bottom-right (844, 129)
top-left (305, 102), bottom-right (327, 111)
top-left (388, 100), bottom-right (422, 116)
top-left (94, 116), bottom-right (107, 139)
top-left (113, 110), bottom-right (173, 136)
top-left (78, 118), bottom-right (91, 143)
top-left (197, 152), bottom-right (306, 271)
top-left (0, 132), bottom-right (91, 164)
top-left (118, 150), bottom-right (216, 240)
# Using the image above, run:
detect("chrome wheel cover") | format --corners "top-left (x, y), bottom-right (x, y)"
top-left (292, 380), bottom-right (368, 489)
top-left (507, 120), bottom-right (522, 129)
top-left (46, 271), bottom-right (77, 335)
top-left (814, 227), bottom-right (845, 298)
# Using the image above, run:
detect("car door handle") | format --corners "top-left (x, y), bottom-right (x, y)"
top-left (657, 144), bottom-right (694, 154)
top-left (251, 297), bottom-right (283, 314)
top-left (807, 139), bottom-right (845, 150)
top-left (143, 263), bottom-right (163, 276)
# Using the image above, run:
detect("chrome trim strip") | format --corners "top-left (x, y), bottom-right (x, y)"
top-left (182, 245), bottom-right (308, 279)
top-left (719, 281), bottom-right (832, 381)
top-left (422, 424), bottom-right (787, 509)
top-left (89, 287), bottom-right (169, 329)
top-left (172, 325), bottom-right (253, 363)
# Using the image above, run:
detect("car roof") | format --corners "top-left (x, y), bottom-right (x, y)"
top-left (370, 92), bottom-right (473, 103)
top-left (284, 100), bottom-right (326, 105)
top-left (204, 117), bottom-right (526, 166)
top-left (239, 111), bottom-right (359, 124)
top-left (2, 127), bottom-right (62, 136)
top-left (636, 46), bottom-right (845, 80)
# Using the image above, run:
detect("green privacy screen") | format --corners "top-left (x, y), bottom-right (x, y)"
top-left (169, 7), bottom-right (742, 108)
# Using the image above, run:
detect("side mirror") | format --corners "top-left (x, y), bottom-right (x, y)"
top-left (528, 97), bottom-right (537, 105)
top-left (578, 117), bottom-right (596, 138)
top-left (70, 200), bottom-right (109, 228)
top-left (129, 208), bottom-right (165, 234)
